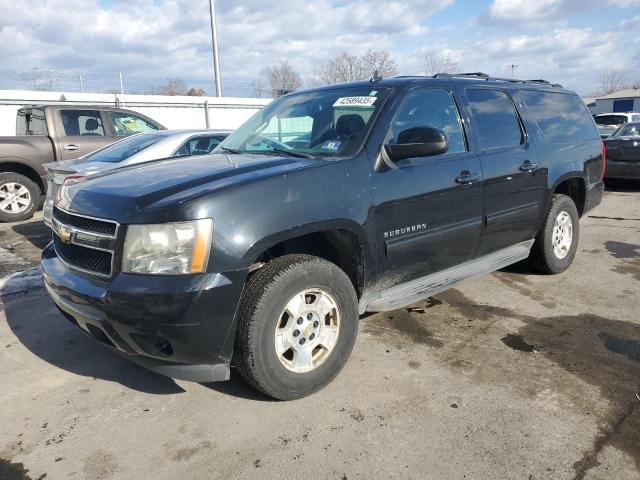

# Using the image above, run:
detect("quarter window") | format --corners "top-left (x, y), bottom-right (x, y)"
top-left (60, 110), bottom-right (106, 136)
top-left (466, 89), bottom-right (523, 150)
top-left (520, 90), bottom-right (599, 142)
top-left (389, 89), bottom-right (466, 154)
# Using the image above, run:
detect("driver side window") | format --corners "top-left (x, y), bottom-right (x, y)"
top-left (389, 89), bottom-right (466, 154)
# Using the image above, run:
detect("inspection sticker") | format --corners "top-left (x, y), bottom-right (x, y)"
top-left (333, 96), bottom-right (377, 107)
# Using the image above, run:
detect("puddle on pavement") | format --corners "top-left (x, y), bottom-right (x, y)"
top-left (0, 458), bottom-right (37, 480)
top-left (363, 286), bottom-right (640, 478)
top-left (605, 241), bottom-right (640, 259)
top-left (501, 334), bottom-right (538, 353)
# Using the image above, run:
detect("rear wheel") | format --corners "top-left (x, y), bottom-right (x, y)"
top-left (530, 194), bottom-right (580, 274)
top-left (0, 173), bottom-right (39, 223)
top-left (234, 254), bottom-right (358, 400)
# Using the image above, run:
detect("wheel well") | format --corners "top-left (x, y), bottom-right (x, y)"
top-left (554, 178), bottom-right (585, 217)
top-left (0, 162), bottom-right (45, 193)
top-left (253, 230), bottom-right (365, 298)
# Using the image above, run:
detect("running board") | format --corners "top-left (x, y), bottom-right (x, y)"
top-left (360, 240), bottom-right (534, 313)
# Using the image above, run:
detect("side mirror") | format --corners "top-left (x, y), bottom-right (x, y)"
top-left (383, 127), bottom-right (449, 163)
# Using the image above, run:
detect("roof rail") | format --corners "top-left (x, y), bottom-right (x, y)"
top-left (432, 72), bottom-right (563, 88)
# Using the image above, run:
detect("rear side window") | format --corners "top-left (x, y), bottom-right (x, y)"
top-left (16, 108), bottom-right (47, 136)
top-left (60, 110), bottom-right (106, 136)
top-left (521, 91), bottom-right (599, 142)
top-left (595, 115), bottom-right (627, 126)
top-left (174, 134), bottom-right (229, 156)
top-left (466, 89), bottom-right (523, 150)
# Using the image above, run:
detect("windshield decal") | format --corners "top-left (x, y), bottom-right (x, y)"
top-left (333, 96), bottom-right (377, 108)
top-left (320, 140), bottom-right (342, 151)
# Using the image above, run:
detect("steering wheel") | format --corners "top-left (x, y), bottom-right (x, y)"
top-left (246, 134), bottom-right (292, 151)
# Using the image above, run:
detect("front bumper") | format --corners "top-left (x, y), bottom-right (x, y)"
top-left (42, 242), bottom-right (248, 383)
top-left (605, 160), bottom-right (640, 180)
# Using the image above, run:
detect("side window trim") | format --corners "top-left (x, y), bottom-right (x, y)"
top-left (385, 87), bottom-right (469, 159)
top-left (465, 87), bottom-right (528, 152)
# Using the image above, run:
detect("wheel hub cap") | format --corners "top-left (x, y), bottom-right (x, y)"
top-left (552, 210), bottom-right (573, 259)
top-left (275, 288), bottom-right (340, 373)
top-left (0, 182), bottom-right (31, 214)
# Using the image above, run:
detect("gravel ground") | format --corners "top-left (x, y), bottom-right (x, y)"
top-left (0, 183), bottom-right (639, 480)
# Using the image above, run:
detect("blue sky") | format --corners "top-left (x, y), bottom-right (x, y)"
top-left (0, 0), bottom-right (638, 96)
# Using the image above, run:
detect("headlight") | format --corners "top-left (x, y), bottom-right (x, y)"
top-left (122, 219), bottom-right (213, 275)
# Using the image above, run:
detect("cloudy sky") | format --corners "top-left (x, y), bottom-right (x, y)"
top-left (0, 0), bottom-right (639, 96)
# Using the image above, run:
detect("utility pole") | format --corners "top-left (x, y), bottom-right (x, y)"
top-left (79, 74), bottom-right (84, 93)
top-left (208, 0), bottom-right (222, 97)
top-left (119, 72), bottom-right (124, 94)
top-left (508, 64), bottom-right (518, 78)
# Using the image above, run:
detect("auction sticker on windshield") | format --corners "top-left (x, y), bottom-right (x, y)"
top-left (333, 96), bottom-right (377, 107)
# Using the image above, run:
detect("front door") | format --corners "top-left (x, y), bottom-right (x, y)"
top-left (371, 87), bottom-right (484, 285)
top-left (57, 109), bottom-right (114, 160)
top-left (461, 87), bottom-right (546, 255)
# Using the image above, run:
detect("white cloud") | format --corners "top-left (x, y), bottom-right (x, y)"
top-left (482, 0), bottom-right (640, 25)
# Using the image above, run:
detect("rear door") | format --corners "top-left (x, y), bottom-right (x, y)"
top-left (56, 109), bottom-right (115, 160)
top-left (461, 87), bottom-right (546, 255)
top-left (371, 87), bottom-right (484, 283)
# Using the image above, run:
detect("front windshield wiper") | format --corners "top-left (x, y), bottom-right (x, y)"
top-left (267, 148), bottom-right (315, 159)
top-left (218, 146), bottom-right (243, 154)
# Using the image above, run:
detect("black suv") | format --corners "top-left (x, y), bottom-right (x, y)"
top-left (42, 73), bottom-right (604, 399)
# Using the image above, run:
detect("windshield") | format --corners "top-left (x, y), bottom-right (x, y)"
top-left (613, 123), bottom-right (640, 138)
top-left (87, 133), bottom-right (165, 163)
top-left (595, 115), bottom-right (627, 126)
top-left (216, 87), bottom-right (389, 158)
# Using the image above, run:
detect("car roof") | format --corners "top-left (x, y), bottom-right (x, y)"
top-left (293, 73), bottom-right (572, 96)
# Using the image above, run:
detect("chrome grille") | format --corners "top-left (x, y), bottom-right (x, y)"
top-left (51, 207), bottom-right (119, 277)
top-left (53, 206), bottom-right (117, 236)
top-left (53, 235), bottom-right (112, 276)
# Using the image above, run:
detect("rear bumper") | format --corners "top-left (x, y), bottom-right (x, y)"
top-left (42, 242), bottom-right (248, 383)
top-left (605, 160), bottom-right (640, 180)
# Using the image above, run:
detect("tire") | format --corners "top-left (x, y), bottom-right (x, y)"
top-left (0, 172), bottom-right (40, 222)
top-left (234, 254), bottom-right (359, 400)
top-left (530, 194), bottom-right (580, 274)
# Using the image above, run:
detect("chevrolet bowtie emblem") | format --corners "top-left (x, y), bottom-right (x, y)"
top-left (56, 224), bottom-right (72, 244)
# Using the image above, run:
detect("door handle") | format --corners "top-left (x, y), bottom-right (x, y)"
top-left (519, 161), bottom-right (538, 172)
top-left (455, 171), bottom-right (480, 185)
top-left (64, 144), bottom-right (80, 152)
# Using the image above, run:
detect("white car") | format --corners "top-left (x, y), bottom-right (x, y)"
top-left (42, 129), bottom-right (231, 226)
top-left (594, 112), bottom-right (640, 138)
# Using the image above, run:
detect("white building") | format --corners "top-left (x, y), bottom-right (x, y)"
top-left (589, 88), bottom-right (640, 115)
top-left (0, 90), bottom-right (271, 136)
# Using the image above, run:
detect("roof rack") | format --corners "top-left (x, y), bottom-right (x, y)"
top-left (432, 72), bottom-right (563, 88)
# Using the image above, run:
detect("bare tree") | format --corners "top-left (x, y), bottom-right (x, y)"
top-left (314, 53), bottom-right (365, 85)
top-left (250, 79), bottom-right (267, 98)
top-left (187, 87), bottom-right (207, 96)
top-left (423, 51), bottom-right (460, 76)
top-left (360, 49), bottom-right (398, 79)
top-left (598, 70), bottom-right (626, 95)
top-left (266, 60), bottom-right (302, 97)
top-left (156, 77), bottom-right (188, 96)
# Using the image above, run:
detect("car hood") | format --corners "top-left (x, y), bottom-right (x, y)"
top-left (57, 153), bottom-right (321, 223)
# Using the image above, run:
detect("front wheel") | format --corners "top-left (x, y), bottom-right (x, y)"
top-left (530, 194), bottom-right (580, 274)
top-left (234, 255), bottom-right (358, 400)
top-left (0, 173), bottom-right (40, 223)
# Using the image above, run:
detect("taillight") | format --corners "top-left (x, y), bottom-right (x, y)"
top-left (63, 175), bottom-right (85, 185)
top-left (600, 140), bottom-right (606, 180)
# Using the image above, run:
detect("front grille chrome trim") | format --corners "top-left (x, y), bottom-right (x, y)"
top-left (50, 207), bottom-right (119, 278)
top-left (53, 206), bottom-right (120, 239)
